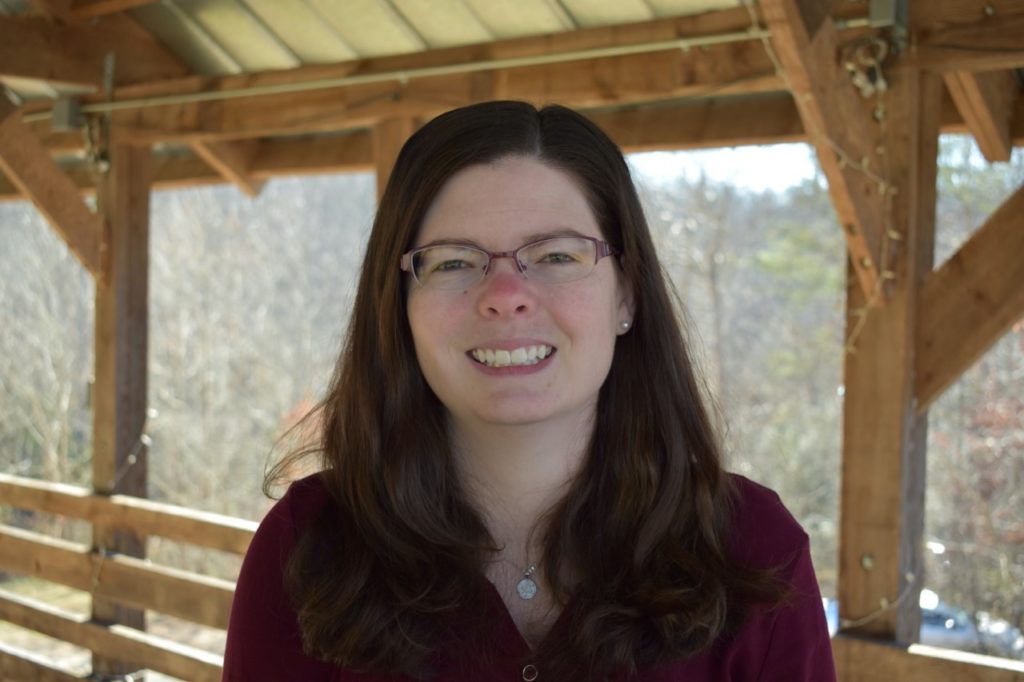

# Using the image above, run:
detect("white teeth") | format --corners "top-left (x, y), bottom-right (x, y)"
top-left (471, 345), bottom-right (552, 368)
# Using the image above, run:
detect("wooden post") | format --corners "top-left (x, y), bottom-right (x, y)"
top-left (91, 143), bottom-right (152, 676)
top-left (837, 68), bottom-right (942, 649)
top-left (373, 117), bottom-right (415, 201)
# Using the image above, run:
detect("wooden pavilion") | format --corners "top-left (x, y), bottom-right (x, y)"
top-left (1, 0), bottom-right (1023, 679)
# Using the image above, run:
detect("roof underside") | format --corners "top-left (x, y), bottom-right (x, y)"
top-left (1, 0), bottom-right (743, 101)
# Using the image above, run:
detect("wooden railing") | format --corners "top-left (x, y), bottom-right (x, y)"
top-left (0, 472), bottom-right (258, 681)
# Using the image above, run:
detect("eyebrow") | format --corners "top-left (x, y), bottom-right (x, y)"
top-left (415, 228), bottom-right (593, 250)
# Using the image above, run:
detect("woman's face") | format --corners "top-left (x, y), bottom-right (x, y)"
top-left (405, 156), bottom-right (632, 433)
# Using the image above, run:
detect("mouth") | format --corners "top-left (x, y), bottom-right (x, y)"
top-left (469, 344), bottom-right (555, 368)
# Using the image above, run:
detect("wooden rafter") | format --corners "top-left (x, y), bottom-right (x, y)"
top-left (373, 118), bottom-right (416, 200)
top-left (910, 0), bottom-right (1024, 72)
top-left (0, 14), bottom-right (185, 91)
top-left (190, 140), bottom-right (265, 197)
top-left (0, 98), bottom-right (102, 277)
top-left (0, 133), bottom-right (374, 201)
top-left (72, 0), bottom-right (161, 20)
top-left (5, 87), bottom-right (1024, 203)
top-left (591, 94), bottom-right (805, 152)
top-left (944, 69), bottom-right (1018, 162)
top-left (916, 184), bottom-right (1024, 412)
top-left (760, 0), bottom-right (887, 303)
top-left (11, 7), bottom-right (810, 144)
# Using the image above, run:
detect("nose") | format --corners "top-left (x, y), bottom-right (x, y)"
top-left (476, 258), bottom-right (535, 318)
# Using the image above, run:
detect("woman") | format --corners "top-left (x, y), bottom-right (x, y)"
top-left (224, 101), bottom-right (835, 681)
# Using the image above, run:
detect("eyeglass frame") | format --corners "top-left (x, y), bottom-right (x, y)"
top-left (399, 235), bottom-right (619, 289)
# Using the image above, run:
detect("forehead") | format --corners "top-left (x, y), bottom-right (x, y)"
top-left (416, 156), bottom-right (600, 246)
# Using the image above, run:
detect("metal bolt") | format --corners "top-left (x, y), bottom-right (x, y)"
top-left (984, 4), bottom-right (996, 17)
top-left (860, 257), bottom-right (873, 269)
top-left (861, 553), bottom-right (875, 571)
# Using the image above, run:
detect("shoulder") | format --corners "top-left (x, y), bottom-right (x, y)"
top-left (263, 472), bottom-right (333, 538)
top-left (223, 473), bottom-right (338, 680)
top-left (724, 473), bottom-right (810, 571)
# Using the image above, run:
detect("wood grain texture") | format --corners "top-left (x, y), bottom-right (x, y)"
top-left (910, 0), bottom-right (1024, 72)
top-left (834, 635), bottom-right (1024, 681)
top-left (374, 117), bottom-right (415, 201)
top-left (0, 13), bottom-right (185, 89)
top-left (916, 184), bottom-right (1024, 411)
top-left (91, 144), bottom-right (152, 675)
top-left (837, 70), bottom-right (941, 645)
top-left (0, 525), bottom-right (234, 629)
top-left (760, 0), bottom-right (887, 303)
top-left (0, 473), bottom-right (256, 555)
top-left (0, 99), bottom-right (102, 276)
top-left (944, 69), bottom-right (1018, 162)
top-left (0, 642), bottom-right (86, 681)
top-left (191, 140), bottom-right (265, 197)
top-left (0, 590), bottom-right (222, 682)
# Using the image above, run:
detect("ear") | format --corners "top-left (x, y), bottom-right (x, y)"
top-left (615, 277), bottom-right (636, 335)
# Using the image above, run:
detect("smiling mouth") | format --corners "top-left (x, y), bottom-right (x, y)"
top-left (470, 345), bottom-right (554, 368)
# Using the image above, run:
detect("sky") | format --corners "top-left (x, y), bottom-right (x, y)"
top-left (628, 143), bottom-right (821, 193)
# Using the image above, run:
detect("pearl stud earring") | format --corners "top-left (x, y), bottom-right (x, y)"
top-left (621, 321), bottom-right (630, 330)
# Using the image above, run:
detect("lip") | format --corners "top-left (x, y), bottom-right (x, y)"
top-left (468, 350), bottom-right (556, 376)
top-left (465, 338), bottom-right (557, 375)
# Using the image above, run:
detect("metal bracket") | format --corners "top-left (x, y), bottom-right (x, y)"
top-left (869, 0), bottom-right (908, 53)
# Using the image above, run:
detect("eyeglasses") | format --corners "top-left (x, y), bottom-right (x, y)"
top-left (400, 235), bottom-right (617, 291)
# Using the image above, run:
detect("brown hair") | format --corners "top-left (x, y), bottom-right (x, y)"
top-left (268, 101), bottom-right (782, 680)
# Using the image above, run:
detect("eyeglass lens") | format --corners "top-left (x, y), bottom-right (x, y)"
top-left (411, 237), bottom-right (599, 290)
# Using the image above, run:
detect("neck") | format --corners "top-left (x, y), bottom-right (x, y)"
top-left (451, 411), bottom-right (594, 558)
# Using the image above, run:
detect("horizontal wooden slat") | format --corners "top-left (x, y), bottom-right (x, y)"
top-left (833, 634), bottom-right (1024, 681)
top-left (0, 473), bottom-right (256, 555)
top-left (0, 525), bottom-right (234, 629)
top-left (0, 589), bottom-right (222, 682)
top-left (0, 642), bottom-right (86, 682)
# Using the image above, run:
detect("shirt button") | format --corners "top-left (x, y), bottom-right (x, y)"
top-left (522, 663), bottom-right (539, 681)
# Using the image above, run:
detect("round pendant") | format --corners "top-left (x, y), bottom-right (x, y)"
top-left (516, 577), bottom-right (538, 600)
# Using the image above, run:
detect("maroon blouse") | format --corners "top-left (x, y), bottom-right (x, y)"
top-left (224, 474), bottom-right (835, 681)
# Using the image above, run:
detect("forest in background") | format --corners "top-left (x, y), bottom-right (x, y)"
top-left (1, 136), bottom-right (1021, 659)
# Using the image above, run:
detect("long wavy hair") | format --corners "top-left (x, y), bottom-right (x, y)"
top-left (267, 101), bottom-right (782, 680)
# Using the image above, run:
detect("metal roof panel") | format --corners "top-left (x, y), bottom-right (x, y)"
top-left (392, 0), bottom-right (495, 48)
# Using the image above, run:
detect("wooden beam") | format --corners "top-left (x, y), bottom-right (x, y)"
top-left (837, 69), bottom-right (942, 643)
top-left (909, 0), bottom-right (1024, 72)
top-left (944, 69), bottom-right (1018, 162)
top-left (0, 132), bottom-right (375, 200)
top-left (0, 590), bottom-right (222, 682)
top-left (0, 473), bottom-right (256, 555)
top-left (3, 86), bottom-right (1022, 202)
top-left (14, 5), bottom-right (816, 145)
top-left (0, 14), bottom-right (185, 90)
top-left (0, 525), bottom-right (234, 629)
top-left (72, 0), bottom-right (161, 20)
top-left (834, 635), bottom-right (1024, 681)
top-left (0, 642), bottom-right (86, 682)
top-left (761, 0), bottom-right (888, 303)
top-left (91, 143), bottom-right (151, 676)
top-left (191, 140), bottom-right (265, 197)
top-left (0, 99), bottom-right (102, 277)
top-left (591, 94), bottom-right (805, 152)
top-left (29, 0), bottom-right (75, 23)
top-left (916, 184), bottom-right (1024, 411)
top-left (374, 117), bottom-right (415, 201)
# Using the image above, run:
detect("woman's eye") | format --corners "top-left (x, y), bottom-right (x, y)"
top-left (539, 252), bottom-right (576, 264)
top-left (434, 259), bottom-right (470, 272)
